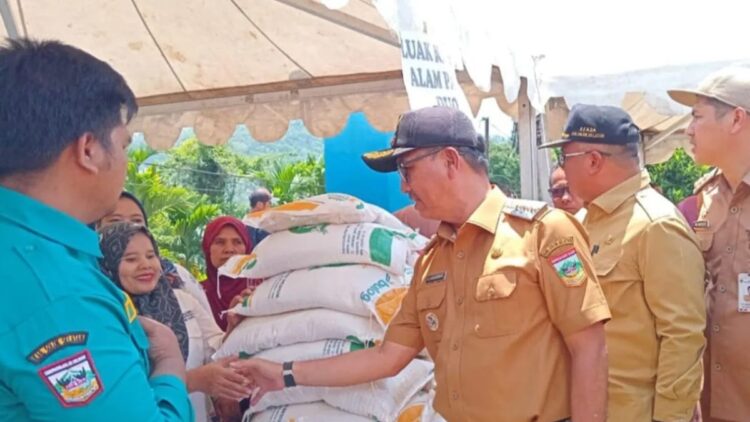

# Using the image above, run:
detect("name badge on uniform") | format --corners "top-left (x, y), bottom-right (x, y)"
top-left (693, 220), bottom-right (710, 230)
top-left (425, 272), bottom-right (446, 284)
top-left (739, 273), bottom-right (750, 313)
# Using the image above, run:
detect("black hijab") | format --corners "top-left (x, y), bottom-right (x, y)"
top-left (98, 222), bottom-right (189, 362)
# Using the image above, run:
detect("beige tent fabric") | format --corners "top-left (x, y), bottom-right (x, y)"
top-left (0, 0), bottom-right (688, 151)
top-left (541, 93), bottom-right (690, 165)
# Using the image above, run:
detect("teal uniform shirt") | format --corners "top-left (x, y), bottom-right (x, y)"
top-left (0, 187), bottom-right (193, 421)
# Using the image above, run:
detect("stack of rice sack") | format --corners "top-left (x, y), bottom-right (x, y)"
top-left (214, 194), bottom-right (443, 422)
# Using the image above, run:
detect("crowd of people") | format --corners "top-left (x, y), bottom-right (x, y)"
top-left (0, 37), bottom-right (748, 422)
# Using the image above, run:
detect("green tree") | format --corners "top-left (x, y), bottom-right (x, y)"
top-left (488, 142), bottom-right (521, 197)
top-left (253, 155), bottom-right (325, 204)
top-left (125, 147), bottom-right (220, 276)
top-left (647, 149), bottom-right (711, 203)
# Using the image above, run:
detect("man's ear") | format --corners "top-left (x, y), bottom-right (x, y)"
top-left (729, 107), bottom-right (749, 134)
top-left (587, 150), bottom-right (607, 175)
top-left (72, 132), bottom-right (105, 175)
top-left (443, 147), bottom-right (462, 177)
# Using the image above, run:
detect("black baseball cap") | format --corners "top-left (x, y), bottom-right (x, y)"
top-left (539, 104), bottom-right (641, 149)
top-left (362, 106), bottom-right (483, 173)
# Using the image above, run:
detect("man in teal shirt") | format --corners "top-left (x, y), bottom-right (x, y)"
top-left (0, 39), bottom-right (193, 421)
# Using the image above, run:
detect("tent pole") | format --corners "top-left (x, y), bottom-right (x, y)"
top-left (517, 77), bottom-right (539, 199)
top-left (0, 0), bottom-right (18, 39)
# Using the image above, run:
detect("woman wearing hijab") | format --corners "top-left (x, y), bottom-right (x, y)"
top-left (201, 216), bottom-right (261, 331)
top-left (98, 223), bottom-right (252, 422)
top-left (97, 192), bottom-right (212, 312)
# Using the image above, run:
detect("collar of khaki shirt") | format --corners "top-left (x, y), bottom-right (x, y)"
top-left (435, 187), bottom-right (506, 242)
top-left (588, 170), bottom-right (651, 216)
top-left (711, 168), bottom-right (750, 192)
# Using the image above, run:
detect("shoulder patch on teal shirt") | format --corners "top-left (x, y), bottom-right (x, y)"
top-left (39, 350), bottom-right (103, 407)
top-left (123, 292), bottom-right (137, 323)
top-left (27, 332), bottom-right (88, 364)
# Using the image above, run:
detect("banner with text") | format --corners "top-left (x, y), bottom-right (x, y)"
top-left (399, 30), bottom-right (474, 119)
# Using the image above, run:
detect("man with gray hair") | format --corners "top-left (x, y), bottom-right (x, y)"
top-left (232, 106), bottom-right (611, 422)
top-left (541, 104), bottom-right (706, 422)
top-left (669, 66), bottom-right (750, 422)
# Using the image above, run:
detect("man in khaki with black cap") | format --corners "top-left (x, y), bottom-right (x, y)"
top-left (540, 104), bottom-right (706, 422)
top-left (669, 67), bottom-right (750, 422)
top-left (232, 106), bottom-right (611, 422)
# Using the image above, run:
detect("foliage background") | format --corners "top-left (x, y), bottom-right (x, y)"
top-left (128, 133), bottom-right (706, 277)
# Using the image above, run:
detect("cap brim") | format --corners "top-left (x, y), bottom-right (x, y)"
top-left (361, 147), bottom-right (415, 173)
top-left (667, 89), bottom-right (702, 107)
top-left (538, 138), bottom-right (571, 149)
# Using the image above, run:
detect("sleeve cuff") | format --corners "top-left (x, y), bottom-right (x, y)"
top-left (557, 303), bottom-right (611, 337)
top-left (149, 375), bottom-right (194, 421)
top-left (384, 326), bottom-right (424, 350)
top-left (653, 396), bottom-right (698, 422)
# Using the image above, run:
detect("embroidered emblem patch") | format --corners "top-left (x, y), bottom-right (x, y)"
top-left (541, 236), bottom-right (574, 258)
top-left (425, 312), bottom-right (439, 331)
top-left (39, 351), bottom-right (103, 407)
top-left (425, 272), bottom-right (446, 284)
top-left (27, 332), bottom-right (88, 364)
top-left (549, 248), bottom-right (586, 287)
top-left (123, 292), bottom-right (137, 323)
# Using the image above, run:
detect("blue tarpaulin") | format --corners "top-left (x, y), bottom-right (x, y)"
top-left (324, 112), bottom-right (412, 213)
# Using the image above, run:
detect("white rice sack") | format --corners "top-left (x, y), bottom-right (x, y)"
top-left (250, 359), bottom-right (434, 422)
top-left (215, 309), bottom-right (384, 358)
top-left (220, 223), bottom-right (427, 279)
top-left (254, 339), bottom-right (373, 362)
top-left (244, 193), bottom-right (411, 233)
top-left (230, 265), bottom-right (412, 329)
top-left (397, 391), bottom-right (447, 422)
top-left (244, 401), bottom-right (372, 422)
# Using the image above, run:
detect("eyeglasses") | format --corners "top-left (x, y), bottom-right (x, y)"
top-left (548, 186), bottom-right (571, 199)
top-left (397, 148), bottom-right (443, 183)
top-left (557, 150), bottom-right (612, 167)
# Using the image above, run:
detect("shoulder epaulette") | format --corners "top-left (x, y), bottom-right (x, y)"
top-left (693, 168), bottom-right (720, 194)
top-left (502, 198), bottom-right (548, 221)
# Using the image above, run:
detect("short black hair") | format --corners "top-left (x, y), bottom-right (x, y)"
top-left (249, 189), bottom-right (272, 208)
top-left (0, 39), bottom-right (137, 178)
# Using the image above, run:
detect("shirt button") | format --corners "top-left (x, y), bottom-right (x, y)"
top-left (452, 343), bottom-right (459, 351)
top-left (474, 324), bottom-right (481, 334)
top-left (719, 284), bottom-right (727, 293)
top-left (726, 246), bottom-right (734, 254)
top-left (456, 296), bottom-right (464, 305)
top-left (714, 363), bottom-right (722, 371)
top-left (456, 251), bottom-right (465, 259)
top-left (730, 206), bottom-right (739, 214)
top-left (451, 391), bottom-right (459, 400)
top-left (713, 324), bottom-right (720, 333)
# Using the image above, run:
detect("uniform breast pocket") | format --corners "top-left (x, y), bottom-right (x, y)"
top-left (416, 284), bottom-right (447, 343)
top-left (473, 271), bottom-right (522, 338)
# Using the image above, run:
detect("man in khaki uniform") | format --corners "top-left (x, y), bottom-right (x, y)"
top-left (668, 67), bottom-right (750, 422)
top-left (541, 104), bottom-right (707, 422)
top-left (232, 106), bottom-right (611, 422)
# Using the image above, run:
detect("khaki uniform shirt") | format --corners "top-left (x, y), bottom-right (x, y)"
top-left (694, 169), bottom-right (750, 422)
top-left (385, 188), bottom-right (611, 422)
top-left (584, 171), bottom-right (706, 422)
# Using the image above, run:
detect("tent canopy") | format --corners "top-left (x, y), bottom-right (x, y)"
top-left (0, 0), bottom-right (502, 147)
top-left (3, 0), bottom-right (748, 156)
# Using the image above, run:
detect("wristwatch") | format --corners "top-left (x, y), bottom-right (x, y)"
top-left (282, 361), bottom-right (296, 388)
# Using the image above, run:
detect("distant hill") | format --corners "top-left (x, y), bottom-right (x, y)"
top-left (226, 121), bottom-right (323, 161)
top-left (132, 120), bottom-right (323, 162)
